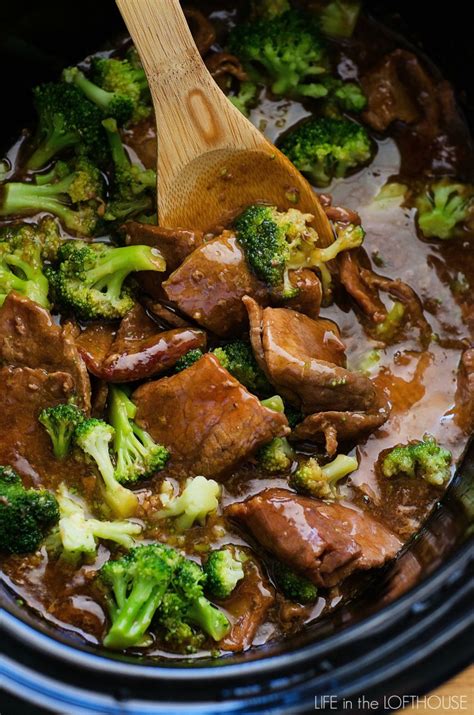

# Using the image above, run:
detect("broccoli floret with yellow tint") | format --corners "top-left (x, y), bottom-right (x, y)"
top-left (156, 476), bottom-right (221, 532)
top-left (258, 437), bottom-right (294, 473)
top-left (381, 435), bottom-right (452, 487)
top-left (291, 454), bottom-right (358, 499)
top-left (415, 180), bottom-right (474, 240)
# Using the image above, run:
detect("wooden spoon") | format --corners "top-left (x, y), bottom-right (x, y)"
top-left (115, 0), bottom-right (333, 243)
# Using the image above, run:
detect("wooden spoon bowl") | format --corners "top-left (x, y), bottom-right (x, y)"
top-left (116, 0), bottom-right (333, 243)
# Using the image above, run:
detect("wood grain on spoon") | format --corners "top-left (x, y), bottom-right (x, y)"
top-left (115, 0), bottom-right (333, 244)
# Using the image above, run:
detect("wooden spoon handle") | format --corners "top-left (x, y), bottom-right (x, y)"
top-left (116, 0), bottom-right (247, 169)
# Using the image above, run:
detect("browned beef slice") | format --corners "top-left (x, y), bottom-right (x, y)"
top-left (123, 223), bottom-right (205, 298)
top-left (0, 366), bottom-right (77, 488)
top-left (78, 304), bottom-right (207, 382)
top-left (455, 348), bottom-right (474, 433)
top-left (274, 268), bottom-right (322, 320)
top-left (290, 395), bottom-right (390, 456)
top-left (163, 232), bottom-right (269, 337)
top-left (132, 354), bottom-right (289, 479)
top-left (121, 117), bottom-right (156, 170)
top-left (220, 552), bottom-right (275, 652)
top-left (226, 488), bottom-right (401, 588)
top-left (74, 323), bottom-right (116, 376)
top-left (0, 292), bottom-right (91, 411)
top-left (244, 296), bottom-right (375, 414)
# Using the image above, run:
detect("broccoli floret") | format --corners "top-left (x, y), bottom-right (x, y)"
top-left (272, 561), bottom-right (318, 603)
top-left (374, 301), bottom-right (406, 342)
top-left (102, 118), bottom-right (156, 222)
top-left (159, 556), bottom-right (230, 647)
top-left (322, 78), bottom-right (367, 116)
top-left (26, 82), bottom-right (107, 170)
top-left (251, 0), bottom-right (290, 19)
top-left (235, 204), bottom-right (364, 299)
top-left (0, 465), bottom-right (59, 554)
top-left (109, 386), bottom-right (169, 484)
top-left (39, 403), bottom-right (85, 459)
top-left (279, 117), bottom-right (371, 187)
top-left (74, 418), bottom-right (138, 518)
top-left (0, 158), bottom-right (104, 236)
top-left (260, 394), bottom-right (286, 413)
top-left (63, 66), bottom-right (134, 125)
top-left (99, 543), bottom-right (230, 650)
top-left (204, 546), bottom-right (246, 600)
top-left (381, 435), bottom-right (452, 487)
top-left (290, 453), bottom-right (358, 499)
top-left (0, 222), bottom-right (52, 307)
top-left (320, 0), bottom-right (361, 38)
top-left (156, 476), bottom-right (221, 532)
top-left (57, 483), bottom-right (142, 558)
top-left (212, 339), bottom-right (272, 394)
top-left (415, 181), bottom-right (474, 240)
top-left (174, 348), bottom-right (205, 372)
top-left (258, 437), bottom-right (294, 473)
top-left (228, 9), bottom-right (329, 99)
top-left (91, 56), bottom-right (151, 124)
top-left (47, 240), bottom-right (166, 320)
top-left (229, 81), bottom-right (259, 117)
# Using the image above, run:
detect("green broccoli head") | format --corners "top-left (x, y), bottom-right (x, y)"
top-left (0, 221), bottom-right (52, 308)
top-left (381, 435), bottom-right (452, 487)
top-left (204, 546), bottom-right (246, 600)
top-left (63, 66), bottom-right (134, 125)
top-left (320, 1), bottom-right (362, 38)
top-left (235, 204), bottom-right (364, 300)
top-left (27, 82), bottom-right (107, 170)
top-left (74, 418), bottom-right (138, 518)
top-left (272, 560), bottom-right (318, 603)
top-left (174, 348), bottom-right (205, 373)
top-left (99, 543), bottom-right (230, 651)
top-left (57, 483), bottom-right (142, 559)
top-left (39, 403), bottom-right (85, 459)
top-left (228, 9), bottom-right (329, 99)
top-left (156, 476), bottom-right (221, 532)
top-left (321, 77), bottom-right (367, 117)
top-left (251, 0), bottom-right (291, 19)
top-left (108, 386), bottom-right (169, 484)
top-left (91, 56), bottom-right (151, 124)
top-left (0, 465), bottom-right (59, 554)
top-left (102, 118), bottom-right (156, 223)
top-left (279, 116), bottom-right (372, 187)
top-left (415, 180), bottom-right (474, 240)
top-left (290, 454), bottom-right (358, 499)
top-left (229, 81), bottom-right (259, 117)
top-left (0, 157), bottom-right (104, 237)
top-left (257, 437), bottom-right (294, 473)
top-left (47, 240), bottom-right (166, 320)
top-left (212, 339), bottom-right (272, 395)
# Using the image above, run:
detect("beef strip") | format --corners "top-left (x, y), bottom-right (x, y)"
top-left (123, 223), bottom-right (204, 299)
top-left (0, 292), bottom-right (91, 411)
top-left (205, 52), bottom-right (247, 92)
top-left (226, 488), bottom-right (401, 588)
top-left (184, 8), bottom-right (216, 56)
top-left (219, 550), bottom-right (275, 652)
top-left (244, 296), bottom-right (375, 413)
top-left (132, 354), bottom-right (289, 479)
top-left (273, 269), bottom-right (322, 320)
top-left (143, 299), bottom-right (192, 329)
top-left (0, 366), bottom-right (76, 488)
top-left (339, 250), bottom-right (432, 346)
top-left (121, 117), bottom-right (156, 170)
top-left (163, 231), bottom-right (269, 337)
top-left (78, 304), bottom-right (207, 382)
top-left (454, 347), bottom-right (474, 433)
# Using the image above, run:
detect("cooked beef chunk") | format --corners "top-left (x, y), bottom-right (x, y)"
top-left (455, 348), bottom-right (474, 433)
top-left (143, 300), bottom-right (192, 329)
top-left (0, 292), bottom-right (91, 410)
top-left (244, 296), bottom-right (375, 413)
top-left (74, 322), bottom-right (116, 375)
top-left (0, 366), bottom-right (76, 487)
top-left (184, 7), bottom-right (216, 56)
top-left (121, 117), bottom-right (157, 170)
top-left (163, 231), bottom-right (269, 337)
top-left (227, 488), bottom-right (401, 588)
top-left (339, 251), bottom-right (431, 346)
top-left (220, 551), bottom-right (275, 652)
top-left (206, 52), bottom-right (247, 91)
top-left (132, 353), bottom-right (289, 479)
top-left (78, 304), bottom-right (206, 382)
top-left (274, 269), bottom-right (322, 320)
top-left (290, 394), bottom-right (391, 456)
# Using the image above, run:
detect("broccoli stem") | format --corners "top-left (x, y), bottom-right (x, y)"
top-left (27, 132), bottom-right (79, 172)
top-left (321, 454), bottom-right (358, 482)
top-left (87, 246), bottom-right (165, 297)
top-left (104, 578), bottom-right (168, 649)
top-left (67, 69), bottom-right (117, 114)
top-left (187, 596), bottom-right (230, 641)
top-left (261, 395), bottom-right (285, 412)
